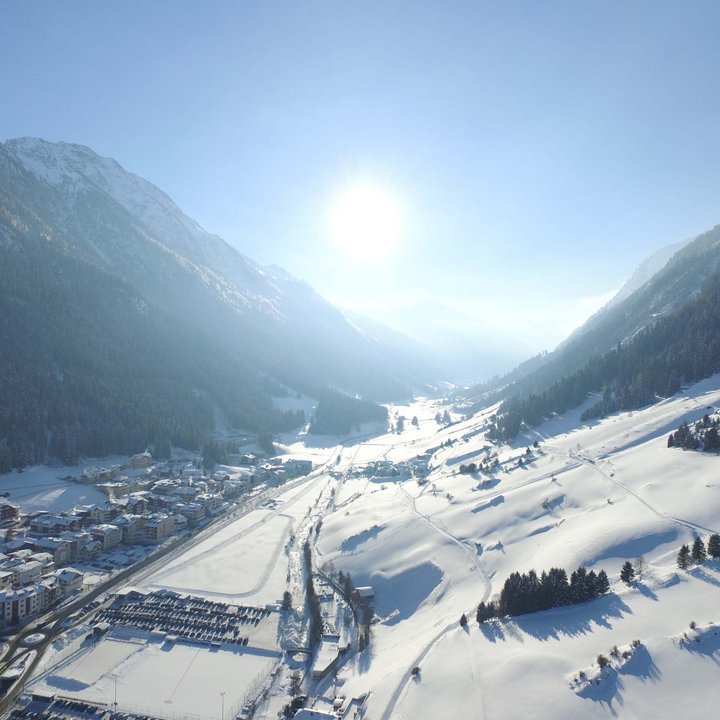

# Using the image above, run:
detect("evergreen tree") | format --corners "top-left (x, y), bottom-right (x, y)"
top-left (704, 426), bottom-right (720, 451)
top-left (459, 613), bottom-right (468, 627)
top-left (691, 536), bottom-right (707, 564)
top-left (595, 570), bottom-right (610, 594)
top-left (677, 544), bottom-right (691, 569)
top-left (547, 567), bottom-right (571, 607)
top-left (586, 569), bottom-right (599, 597)
top-left (708, 533), bottom-right (720, 559)
top-left (570, 566), bottom-right (591, 603)
top-left (620, 561), bottom-right (635, 583)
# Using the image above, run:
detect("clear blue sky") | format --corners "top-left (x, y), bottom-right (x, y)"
top-left (3, 1), bottom-right (720, 350)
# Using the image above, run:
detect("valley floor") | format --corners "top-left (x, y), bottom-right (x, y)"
top-left (12, 379), bottom-right (720, 720)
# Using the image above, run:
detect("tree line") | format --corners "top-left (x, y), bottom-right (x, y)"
top-left (309, 389), bottom-right (388, 436)
top-left (476, 565), bottom-right (610, 622)
top-left (0, 236), bottom-right (306, 473)
top-left (485, 268), bottom-right (720, 443)
top-left (668, 415), bottom-right (720, 452)
top-left (676, 534), bottom-right (720, 569)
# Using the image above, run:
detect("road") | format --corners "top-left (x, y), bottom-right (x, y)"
top-left (0, 453), bottom-right (342, 715)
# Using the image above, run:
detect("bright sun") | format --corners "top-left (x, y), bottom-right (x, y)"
top-left (328, 183), bottom-right (405, 261)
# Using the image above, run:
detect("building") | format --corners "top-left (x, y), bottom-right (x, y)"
top-left (130, 451), bottom-right (153, 469)
top-left (51, 568), bottom-right (83, 595)
top-left (196, 493), bottom-right (222, 514)
top-left (144, 514), bottom-right (174, 543)
top-left (0, 498), bottom-right (20, 522)
top-left (173, 502), bottom-right (206, 526)
top-left (292, 711), bottom-right (337, 720)
top-left (26, 537), bottom-right (72, 565)
top-left (82, 539), bottom-right (102, 560)
top-left (0, 585), bottom-right (45, 625)
top-left (58, 532), bottom-right (89, 562)
top-left (29, 514), bottom-right (81, 536)
top-left (112, 514), bottom-right (146, 544)
top-left (353, 586), bottom-right (375, 602)
top-left (29, 552), bottom-right (55, 571)
top-left (283, 459), bottom-right (313, 476)
top-left (70, 503), bottom-right (119, 526)
top-left (89, 524), bottom-right (122, 550)
top-left (125, 494), bottom-right (149, 515)
top-left (171, 485), bottom-right (200, 500)
top-left (170, 514), bottom-right (188, 531)
top-left (13, 560), bottom-right (43, 586)
top-left (0, 569), bottom-right (15, 591)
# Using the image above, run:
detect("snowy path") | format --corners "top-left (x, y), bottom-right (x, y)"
top-left (377, 482), bottom-right (491, 720)
top-left (535, 433), bottom-right (720, 537)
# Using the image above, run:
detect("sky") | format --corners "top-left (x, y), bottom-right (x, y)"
top-left (3, 1), bottom-right (720, 353)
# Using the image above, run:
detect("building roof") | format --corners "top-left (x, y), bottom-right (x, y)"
top-left (292, 710), bottom-right (337, 720)
top-left (354, 586), bottom-right (375, 598)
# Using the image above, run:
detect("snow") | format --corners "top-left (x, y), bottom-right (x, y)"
top-left (141, 474), bottom-right (331, 608)
top-left (18, 377), bottom-right (720, 720)
top-left (5, 138), bottom-right (281, 314)
top-left (32, 631), bottom-right (276, 720)
top-left (396, 569), bottom-right (720, 720)
top-left (0, 464), bottom-right (108, 513)
top-left (311, 381), bottom-right (720, 720)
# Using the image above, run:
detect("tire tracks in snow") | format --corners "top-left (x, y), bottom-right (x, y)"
top-left (531, 427), bottom-right (719, 536)
top-left (378, 482), bottom-right (490, 720)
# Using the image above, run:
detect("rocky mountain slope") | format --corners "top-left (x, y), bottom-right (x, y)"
top-left (463, 224), bottom-right (720, 421)
top-left (0, 138), bottom-right (431, 470)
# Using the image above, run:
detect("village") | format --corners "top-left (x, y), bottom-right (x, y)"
top-left (0, 451), bottom-right (313, 628)
top-left (0, 402), bottom-right (505, 720)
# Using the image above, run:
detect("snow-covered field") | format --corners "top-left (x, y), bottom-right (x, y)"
top-left (32, 630), bottom-right (276, 720)
top-left (142, 473), bottom-right (331, 607)
top-left (312, 378), bottom-right (720, 719)
top-left (19, 380), bottom-right (720, 720)
top-left (0, 463), bottom-right (108, 513)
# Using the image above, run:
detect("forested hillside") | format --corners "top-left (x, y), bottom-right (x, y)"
top-left (463, 225), bottom-right (720, 415)
top-left (487, 268), bottom-right (720, 442)
top-left (0, 139), bottom-right (419, 470)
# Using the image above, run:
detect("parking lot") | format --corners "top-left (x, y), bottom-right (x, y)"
top-left (95, 591), bottom-right (272, 647)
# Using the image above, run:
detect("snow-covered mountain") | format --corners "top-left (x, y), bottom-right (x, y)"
top-left (0, 138), bottom-right (435, 469)
top-left (604, 236), bottom-right (691, 311)
top-left (5, 137), bottom-right (278, 303)
top-left (464, 222), bottom-right (720, 408)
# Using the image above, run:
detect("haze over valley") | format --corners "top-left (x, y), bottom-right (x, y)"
top-left (2, 4), bottom-right (720, 720)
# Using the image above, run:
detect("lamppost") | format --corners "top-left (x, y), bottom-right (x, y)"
top-left (113, 674), bottom-right (118, 713)
top-left (220, 691), bottom-right (225, 720)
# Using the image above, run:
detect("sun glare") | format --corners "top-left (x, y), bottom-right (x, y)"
top-left (328, 183), bottom-right (405, 261)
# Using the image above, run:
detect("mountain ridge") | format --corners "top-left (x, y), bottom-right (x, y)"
top-left (0, 137), bottom-right (434, 470)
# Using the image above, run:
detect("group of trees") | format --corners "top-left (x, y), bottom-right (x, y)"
top-left (337, 570), bottom-right (374, 651)
top-left (484, 268), bottom-right (720, 443)
top-left (303, 539), bottom-right (323, 648)
top-left (0, 233), bottom-right (309, 473)
top-left (667, 415), bottom-right (720, 452)
top-left (476, 565), bottom-right (610, 622)
top-left (434, 410), bottom-right (452, 425)
top-left (677, 534), bottom-right (720, 569)
top-left (308, 390), bottom-right (388, 435)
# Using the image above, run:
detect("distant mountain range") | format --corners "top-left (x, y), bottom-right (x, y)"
top-left (0, 138), bottom-right (435, 470)
top-left (349, 301), bottom-right (533, 385)
top-left (463, 225), bottom-right (720, 440)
